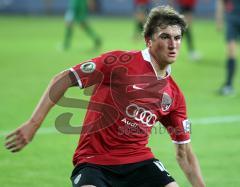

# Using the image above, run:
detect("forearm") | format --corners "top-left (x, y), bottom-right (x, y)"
top-left (29, 70), bottom-right (73, 127)
top-left (176, 144), bottom-right (205, 187)
top-left (29, 84), bottom-right (57, 127)
top-left (5, 70), bottom-right (75, 152)
top-left (177, 152), bottom-right (205, 187)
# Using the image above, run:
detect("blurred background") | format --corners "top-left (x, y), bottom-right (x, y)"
top-left (0, 0), bottom-right (240, 187)
top-left (0, 0), bottom-right (214, 16)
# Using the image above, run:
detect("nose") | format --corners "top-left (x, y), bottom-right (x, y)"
top-left (168, 38), bottom-right (176, 50)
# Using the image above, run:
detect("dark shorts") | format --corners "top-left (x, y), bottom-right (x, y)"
top-left (226, 16), bottom-right (240, 42)
top-left (70, 159), bottom-right (175, 187)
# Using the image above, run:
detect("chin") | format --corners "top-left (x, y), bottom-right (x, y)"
top-left (166, 58), bottom-right (176, 64)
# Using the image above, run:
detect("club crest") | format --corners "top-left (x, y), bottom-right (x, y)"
top-left (80, 62), bottom-right (96, 73)
top-left (161, 92), bottom-right (172, 111)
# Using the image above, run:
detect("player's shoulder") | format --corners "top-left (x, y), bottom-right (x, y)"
top-left (96, 50), bottom-right (141, 64)
top-left (167, 76), bottom-right (185, 97)
top-left (166, 76), bottom-right (186, 109)
top-left (100, 50), bottom-right (140, 57)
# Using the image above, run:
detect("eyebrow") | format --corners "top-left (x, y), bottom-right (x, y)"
top-left (158, 33), bottom-right (181, 37)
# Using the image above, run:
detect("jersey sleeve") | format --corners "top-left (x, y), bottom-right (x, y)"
top-left (160, 94), bottom-right (191, 144)
top-left (69, 54), bottom-right (109, 89)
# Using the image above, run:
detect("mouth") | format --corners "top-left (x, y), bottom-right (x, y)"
top-left (168, 52), bottom-right (176, 58)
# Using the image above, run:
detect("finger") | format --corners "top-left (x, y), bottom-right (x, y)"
top-left (11, 142), bottom-right (27, 153)
top-left (5, 129), bottom-right (20, 140)
top-left (5, 135), bottom-right (20, 147)
top-left (5, 141), bottom-right (17, 149)
top-left (5, 136), bottom-right (27, 150)
top-left (8, 139), bottom-right (27, 152)
top-left (11, 146), bottom-right (23, 153)
top-left (5, 143), bottom-right (17, 150)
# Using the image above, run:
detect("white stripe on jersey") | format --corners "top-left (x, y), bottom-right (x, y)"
top-left (70, 68), bottom-right (83, 88)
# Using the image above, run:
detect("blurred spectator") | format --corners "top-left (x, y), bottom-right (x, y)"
top-left (216, 0), bottom-right (240, 95)
top-left (133, 0), bottom-right (151, 40)
top-left (42, 0), bottom-right (53, 15)
top-left (62, 0), bottom-right (101, 50)
top-left (169, 0), bottom-right (202, 61)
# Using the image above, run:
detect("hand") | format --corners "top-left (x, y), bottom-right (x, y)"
top-left (5, 120), bottom-right (39, 153)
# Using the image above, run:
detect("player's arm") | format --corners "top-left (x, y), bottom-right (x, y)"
top-left (5, 70), bottom-right (77, 153)
top-left (215, 0), bottom-right (224, 31)
top-left (160, 90), bottom-right (205, 187)
top-left (175, 143), bottom-right (205, 187)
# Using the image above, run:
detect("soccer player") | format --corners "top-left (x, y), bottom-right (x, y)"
top-left (133, 0), bottom-right (151, 40)
top-left (5, 6), bottom-right (205, 187)
top-left (63, 0), bottom-right (101, 50)
top-left (216, 0), bottom-right (240, 95)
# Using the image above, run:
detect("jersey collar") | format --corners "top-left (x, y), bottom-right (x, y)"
top-left (141, 48), bottom-right (171, 80)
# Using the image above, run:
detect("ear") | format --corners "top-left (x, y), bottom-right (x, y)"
top-left (148, 40), bottom-right (152, 47)
top-left (145, 37), bottom-right (152, 47)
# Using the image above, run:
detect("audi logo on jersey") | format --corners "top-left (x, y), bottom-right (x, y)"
top-left (125, 104), bottom-right (157, 127)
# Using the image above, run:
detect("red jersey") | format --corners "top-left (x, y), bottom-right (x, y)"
top-left (70, 49), bottom-right (191, 166)
top-left (177, 0), bottom-right (196, 7)
top-left (134, 0), bottom-right (150, 5)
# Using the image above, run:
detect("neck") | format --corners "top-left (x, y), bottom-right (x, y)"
top-left (149, 52), bottom-right (169, 78)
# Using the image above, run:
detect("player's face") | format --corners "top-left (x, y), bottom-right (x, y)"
top-left (148, 25), bottom-right (182, 66)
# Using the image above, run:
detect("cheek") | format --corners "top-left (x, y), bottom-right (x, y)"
top-left (154, 41), bottom-right (166, 51)
top-left (176, 40), bottom-right (181, 49)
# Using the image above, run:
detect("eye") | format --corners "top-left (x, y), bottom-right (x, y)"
top-left (174, 35), bottom-right (182, 41)
top-left (159, 34), bottom-right (169, 40)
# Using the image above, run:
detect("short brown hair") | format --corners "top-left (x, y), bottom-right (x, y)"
top-left (143, 6), bottom-right (187, 38)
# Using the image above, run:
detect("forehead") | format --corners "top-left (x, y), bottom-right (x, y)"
top-left (155, 25), bottom-right (181, 35)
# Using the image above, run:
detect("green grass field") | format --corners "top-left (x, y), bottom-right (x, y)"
top-left (0, 16), bottom-right (240, 187)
